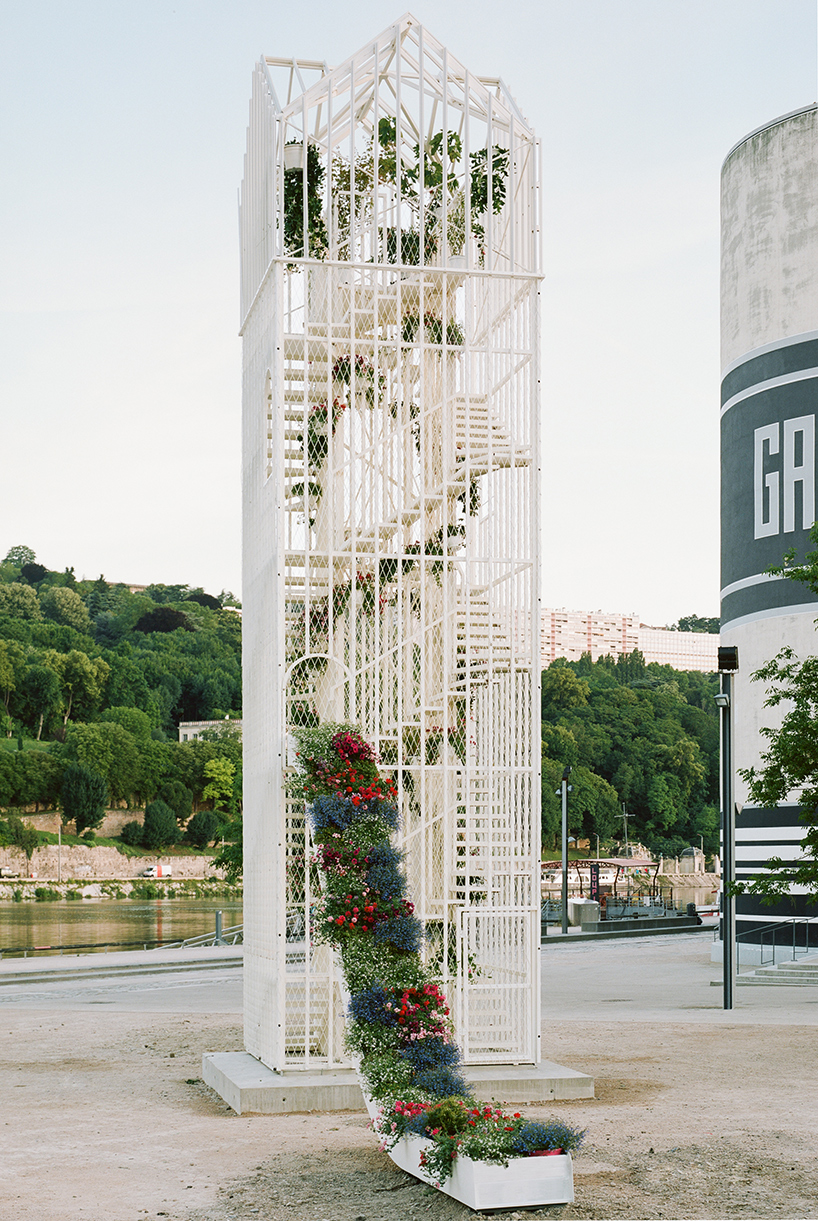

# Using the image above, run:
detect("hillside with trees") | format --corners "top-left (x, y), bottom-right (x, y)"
top-left (540, 652), bottom-right (720, 859)
top-left (0, 545), bottom-right (242, 853)
top-left (0, 544), bottom-right (719, 863)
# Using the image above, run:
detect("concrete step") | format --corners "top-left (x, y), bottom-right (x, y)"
top-left (735, 956), bottom-right (818, 985)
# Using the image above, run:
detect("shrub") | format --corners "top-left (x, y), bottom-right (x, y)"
top-left (133, 607), bottom-right (193, 634)
top-left (119, 820), bottom-right (144, 847)
top-left (186, 810), bottom-right (219, 849)
top-left (130, 881), bottom-right (158, 899)
top-left (158, 780), bottom-right (193, 823)
top-left (61, 764), bottom-right (107, 837)
top-left (0, 813), bottom-right (42, 860)
top-left (141, 800), bottom-right (180, 850)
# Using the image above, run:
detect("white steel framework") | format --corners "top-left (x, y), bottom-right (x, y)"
top-left (241, 14), bottom-right (542, 1073)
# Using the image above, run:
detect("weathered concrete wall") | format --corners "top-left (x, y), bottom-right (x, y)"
top-left (20, 810), bottom-right (145, 837)
top-left (0, 844), bottom-right (222, 880)
top-left (721, 106), bottom-right (818, 369)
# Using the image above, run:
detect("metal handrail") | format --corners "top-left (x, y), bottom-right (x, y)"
top-left (160, 923), bottom-right (244, 950)
top-left (734, 915), bottom-right (817, 972)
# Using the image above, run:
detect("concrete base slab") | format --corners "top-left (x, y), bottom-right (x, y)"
top-left (202, 1052), bottom-right (593, 1114)
top-left (462, 1061), bottom-right (594, 1102)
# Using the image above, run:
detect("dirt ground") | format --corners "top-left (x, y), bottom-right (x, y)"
top-left (2, 1010), bottom-right (816, 1221)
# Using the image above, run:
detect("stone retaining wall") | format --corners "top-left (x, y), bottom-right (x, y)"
top-left (17, 810), bottom-right (145, 837)
top-left (0, 844), bottom-right (223, 880)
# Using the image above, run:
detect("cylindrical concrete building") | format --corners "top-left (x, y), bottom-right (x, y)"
top-left (720, 103), bottom-right (818, 951)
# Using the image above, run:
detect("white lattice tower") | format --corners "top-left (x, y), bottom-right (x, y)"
top-left (241, 14), bottom-right (542, 1072)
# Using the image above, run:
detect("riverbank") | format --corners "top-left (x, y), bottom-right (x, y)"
top-left (0, 841), bottom-right (227, 884)
top-left (0, 876), bottom-right (241, 901)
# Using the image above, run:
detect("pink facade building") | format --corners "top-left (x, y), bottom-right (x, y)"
top-left (541, 608), bottom-right (719, 672)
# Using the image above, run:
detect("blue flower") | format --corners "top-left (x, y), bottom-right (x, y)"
top-left (365, 796), bottom-right (400, 831)
top-left (309, 793), bottom-right (358, 831)
top-left (403, 1109), bottom-right (432, 1136)
top-left (349, 985), bottom-right (398, 1027)
top-left (373, 913), bottom-right (423, 954)
top-left (400, 1037), bottom-right (461, 1070)
top-left (308, 793), bottom-right (400, 834)
top-left (510, 1121), bottom-right (586, 1155)
top-left (412, 1065), bottom-right (470, 1098)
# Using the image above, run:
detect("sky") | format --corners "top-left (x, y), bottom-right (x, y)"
top-left (1, 1), bottom-right (815, 623)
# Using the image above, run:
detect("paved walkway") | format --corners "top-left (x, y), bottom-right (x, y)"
top-left (0, 945), bottom-right (242, 1013)
top-left (2, 932), bottom-right (816, 1025)
top-left (541, 930), bottom-right (818, 1025)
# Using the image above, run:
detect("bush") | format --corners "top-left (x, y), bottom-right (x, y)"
top-left (119, 820), bottom-right (144, 847)
top-left (0, 813), bottom-right (41, 859)
top-left (34, 886), bottom-right (61, 901)
top-left (158, 780), bottom-right (193, 823)
top-left (61, 764), bottom-right (108, 837)
top-left (133, 607), bottom-right (193, 634)
top-left (185, 810), bottom-right (219, 849)
top-left (141, 800), bottom-right (180, 850)
top-left (130, 881), bottom-right (158, 899)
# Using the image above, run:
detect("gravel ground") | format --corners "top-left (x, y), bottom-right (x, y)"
top-left (3, 1009), bottom-right (816, 1221)
top-left (3, 935), bottom-right (817, 1221)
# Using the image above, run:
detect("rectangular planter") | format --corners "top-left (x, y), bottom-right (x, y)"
top-left (387, 1134), bottom-right (574, 1211)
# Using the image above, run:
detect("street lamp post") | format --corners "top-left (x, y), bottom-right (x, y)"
top-left (560, 766), bottom-right (572, 935)
top-left (716, 645), bottom-right (739, 1011)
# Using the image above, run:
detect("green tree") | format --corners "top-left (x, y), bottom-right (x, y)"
top-left (541, 666), bottom-right (589, 716)
top-left (47, 650), bottom-right (110, 733)
top-left (40, 587), bottom-right (92, 635)
top-left (0, 583), bottom-right (42, 621)
top-left (98, 705), bottom-right (152, 741)
top-left (133, 607), bottom-right (193, 634)
top-left (0, 640), bottom-right (20, 724)
top-left (186, 809), bottom-right (219, 848)
top-left (733, 521), bottom-right (818, 901)
top-left (201, 757), bottom-right (235, 812)
top-left (3, 545), bottom-right (36, 568)
top-left (86, 575), bottom-right (113, 619)
top-left (66, 721), bottom-right (141, 804)
top-left (184, 591), bottom-right (221, 610)
top-left (141, 799), bottom-right (180, 850)
top-left (1, 812), bottom-right (42, 860)
top-left (539, 656), bottom-right (719, 855)
top-left (212, 818), bottom-right (242, 882)
top-left (675, 614), bottom-right (720, 634)
top-left (22, 664), bottom-right (61, 739)
top-left (20, 562), bottom-right (49, 585)
top-left (119, 820), bottom-right (144, 847)
top-left (61, 764), bottom-right (108, 836)
top-left (158, 779), bottom-right (193, 823)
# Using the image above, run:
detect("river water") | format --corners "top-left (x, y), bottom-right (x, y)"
top-left (0, 899), bottom-right (243, 958)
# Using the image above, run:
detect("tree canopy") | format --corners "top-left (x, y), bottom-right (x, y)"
top-left (0, 556), bottom-right (242, 818)
top-left (736, 522), bottom-right (818, 901)
top-left (540, 655), bottom-right (719, 856)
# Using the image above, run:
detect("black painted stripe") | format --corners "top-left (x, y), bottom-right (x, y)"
top-left (736, 838), bottom-right (806, 847)
top-left (735, 806), bottom-right (807, 829)
top-left (722, 336), bottom-right (818, 405)
top-left (721, 586), bottom-right (818, 628)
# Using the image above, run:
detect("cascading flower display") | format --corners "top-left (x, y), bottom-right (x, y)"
top-left (291, 721), bottom-right (586, 1183)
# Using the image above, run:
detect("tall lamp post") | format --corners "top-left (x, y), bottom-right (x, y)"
top-left (560, 766), bottom-right (572, 935)
top-left (715, 645), bottom-right (738, 1010)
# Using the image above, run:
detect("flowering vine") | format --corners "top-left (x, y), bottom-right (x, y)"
top-left (291, 721), bottom-right (587, 1183)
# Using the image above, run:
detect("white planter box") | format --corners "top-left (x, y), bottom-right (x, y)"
top-left (362, 1090), bottom-right (575, 1209)
top-left (389, 1134), bottom-right (574, 1210)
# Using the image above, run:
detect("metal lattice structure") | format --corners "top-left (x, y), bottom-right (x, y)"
top-left (241, 15), bottom-right (542, 1073)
